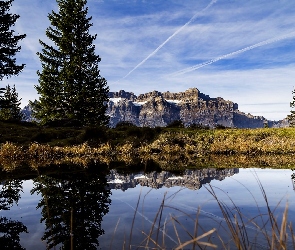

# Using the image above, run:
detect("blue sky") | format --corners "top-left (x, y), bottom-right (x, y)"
top-left (5, 0), bottom-right (295, 120)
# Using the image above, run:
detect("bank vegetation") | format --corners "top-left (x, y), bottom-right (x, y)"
top-left (1, 121), bottom-right (295, 171)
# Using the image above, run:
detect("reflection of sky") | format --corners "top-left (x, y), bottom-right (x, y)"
top-left (0, 169), bottom-right (294, 249)
top-left (0, 180), bottom-right (45, 249)
top-left (207, 168), bottom-right (294, 206)
top-left (100, 168), bottom-right (295, 249)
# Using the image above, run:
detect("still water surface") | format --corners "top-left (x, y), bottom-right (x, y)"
top-left (0, 167), bottom-right (294, 249)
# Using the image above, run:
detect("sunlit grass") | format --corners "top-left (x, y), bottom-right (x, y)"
top-left (1, 127), bottom-right (295, 170)
top-left (208, 128), bottom-right (295, 155)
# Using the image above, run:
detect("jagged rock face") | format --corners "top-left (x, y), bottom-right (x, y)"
top-left (162, 88), bottom-right (200, 103)
top-left (107, 87), bottom-right (260, 128)
top-left (21, 105), bottom-right (36, 122)
top-left (20, 87), bottom-right (289, 128)
top-left (139, 95), bottom-right (180, 127)
top-left (108, 99), bottom-right (140, 127)
top-left (177, 98), bottom-right (236, 128)
top-left (109, 90), bottom-right (137, 101)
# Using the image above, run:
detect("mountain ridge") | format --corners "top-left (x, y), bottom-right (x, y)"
top-left (107, 88), bottom-right (288, 128)
top-left (21, 87), bottom-right (289, 128)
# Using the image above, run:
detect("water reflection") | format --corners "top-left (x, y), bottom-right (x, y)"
top-left (30, 166), bottom-right (111, 249)
top-left (106, 168), bottom-right (239, 191)
top-left (0, 179), bottom-right (28, 249)
top-left (101, 168), bottom-right (295, 249)
top-left (0, 165), bottom-right (293, 249)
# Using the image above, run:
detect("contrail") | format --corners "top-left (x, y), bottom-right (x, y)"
top-left (168, 32), bottom-right (295, 77)
top-left (117, 0), bottom-right (218, 81)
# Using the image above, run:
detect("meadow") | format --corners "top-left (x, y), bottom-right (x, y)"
top-left (1, 121), bottom-right (295, 171)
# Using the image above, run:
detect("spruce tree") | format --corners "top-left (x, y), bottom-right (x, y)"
top-left (0, 0), bottom-right (26, 81)
top-left (0, 0), bottom-right (26, 108)
top-left (0, 84), bottom-right (24, 121)
top-left (32, 0), bottom-right (109, 126)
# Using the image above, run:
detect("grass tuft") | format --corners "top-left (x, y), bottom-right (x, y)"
top-left (124, 176), bottom-right (295, 249)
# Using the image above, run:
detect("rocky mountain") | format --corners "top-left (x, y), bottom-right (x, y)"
top-left (107, 88), bottom-right (288, 128)
top-left (21, 105), bottom-right (34, 122)
top-left (21, 87), bottom-right (289, 128)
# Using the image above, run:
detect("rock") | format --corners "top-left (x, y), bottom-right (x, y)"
top-left (107, 87), bottom-right (276, 128)
top-left (21, 87), bottom-right (290, 128)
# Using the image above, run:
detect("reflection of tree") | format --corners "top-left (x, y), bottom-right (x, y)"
top-left (0, 217), bottom-right (27, 249)
top-left (0, 179), bottom-right (27, 249)
top-left (32, 166), bottom-right (111, 249)
top-left (0, 179), bottom-right (23, 210)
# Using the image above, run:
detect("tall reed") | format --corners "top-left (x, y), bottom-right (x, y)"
top-left (124, 178), bottom-right (295, 249)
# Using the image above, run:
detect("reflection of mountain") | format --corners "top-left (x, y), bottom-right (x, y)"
top-left (106, 168), bottom-right (239, 191)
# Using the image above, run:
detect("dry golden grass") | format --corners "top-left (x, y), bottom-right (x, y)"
top-left (28, 143), bottom-right (62, 160)
top-left (1, 128), bottom-right (295, 170)
top-left (0, 142), bottom-right (24, 161)
top-left (208, 128), bottom-right (295, 155)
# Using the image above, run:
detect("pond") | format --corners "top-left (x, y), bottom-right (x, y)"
top-left (0, 165), bottom-right (294, 249)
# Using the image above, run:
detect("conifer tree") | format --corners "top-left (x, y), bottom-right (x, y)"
top-left (32, 0), bottom-right (109, 126)
top-left (0, 84), bottom-right (23, 121)
top-left (0, 0), bottom-right (26, 108)
top-left (0, 0), bottom-right (26, 80)
top-left (0, 0), bottom-right (26, 81)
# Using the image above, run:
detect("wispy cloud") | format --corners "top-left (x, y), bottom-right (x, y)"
top-left (116, 0), bottom-right (218, 81)
top-left (168, 32), bottom-right (295, 77)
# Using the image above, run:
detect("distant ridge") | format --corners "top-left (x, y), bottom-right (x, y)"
top-left (21, 87), bottom-right (289, 128)
top-left (107, 88), bottom-right (289, 128)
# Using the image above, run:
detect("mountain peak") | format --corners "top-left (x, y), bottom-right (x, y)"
top-left (107, 88), bottom-right (288, 128)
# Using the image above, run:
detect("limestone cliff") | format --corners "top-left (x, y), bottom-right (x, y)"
top-left (107, 87), bottom-right (279, 128)
top-left (21, 87), bottom-right (289, 128)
